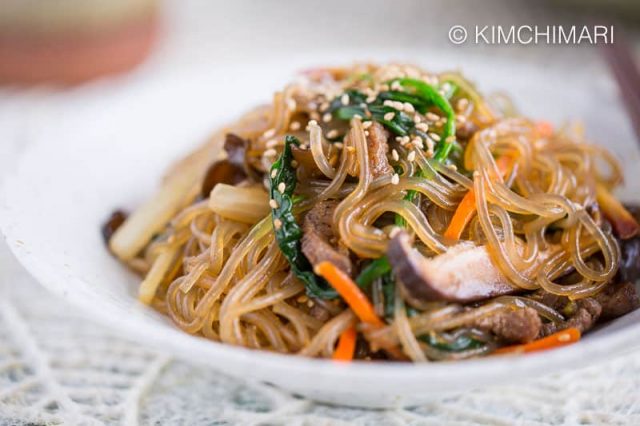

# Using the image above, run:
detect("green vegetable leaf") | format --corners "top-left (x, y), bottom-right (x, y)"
top-left (269, 136), bottom-right (337, 299)
top-left (420, 333), bottom-right (484, 352)
top-left (355, 256), bottom-right (391, 288)
top-left (382, 272), bottom-right (396, 320)
top-left (394, 78), bottom-right (457, 162)
top-left (391, 78), bottom-right (458, 227)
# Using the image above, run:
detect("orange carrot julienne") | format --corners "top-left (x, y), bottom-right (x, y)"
top-left (333, 326), bottom-right (357, 361)
top-left (444, 156), bottom-right (512, 240)
top-left (535, 121), bottom-right (554, 138)
top-left (494, 327), bottom-right (581, 355)
top-left (444, 189), bottom-right (477, 240)
top-left (314, 261), bottom-right (385, 327)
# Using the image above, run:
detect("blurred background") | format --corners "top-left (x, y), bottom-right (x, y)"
top-left (1, 0), bottom-right (638, 162)
top-left (0, 0), bottom-right (638, 86)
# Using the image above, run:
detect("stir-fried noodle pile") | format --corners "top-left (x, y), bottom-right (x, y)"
top-left (105, 63), bottom-right (640, 361)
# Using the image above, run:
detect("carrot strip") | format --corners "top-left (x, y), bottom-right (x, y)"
top-left (444, 189), bottom-right (477, 240)
top-left (535, 121), bottom-right (554, 139)
top-left (494, 328), bottom-right (581, 355)
top-left (444, 156), bottom-right (512, 240)
top-left (314, 261), bottom-right (385, 327)
top-left (333, 326), bottom-right (357, 361)
top-left (596, 184), bottom-right (640, 239)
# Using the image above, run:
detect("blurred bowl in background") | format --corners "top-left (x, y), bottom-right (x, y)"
top-left (0, 0), bottom-right (159, 85)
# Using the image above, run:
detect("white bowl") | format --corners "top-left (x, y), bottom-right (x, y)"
top-left (2, 52), bottom-right (640, 408)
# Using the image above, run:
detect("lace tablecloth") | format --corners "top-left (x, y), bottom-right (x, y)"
top-left (0, 247), bottom-right (639, 426)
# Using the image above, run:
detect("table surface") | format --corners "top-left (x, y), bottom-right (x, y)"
top-left (1, 1), bottom-right (640, 424)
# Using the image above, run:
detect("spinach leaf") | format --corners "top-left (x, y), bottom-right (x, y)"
top-left (420, 333), bottom-right (484, 352)
top-left (390, 78), bottom-right (458, 226)
top-left (382, 272), bottom-right (396, 321)
top-left (355, 256), bottom-right (391, 288)
top-left (394, 78), bottom-right (457, 162)
top-left (269, 135), bottom-right (337, 299)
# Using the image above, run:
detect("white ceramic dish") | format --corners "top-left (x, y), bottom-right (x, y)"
top-left (2, 52), bottom-right (640, 408)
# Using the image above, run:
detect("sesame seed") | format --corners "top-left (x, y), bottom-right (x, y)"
top-left (384, 112), bottom-right (395, 121)
top-left (457, 98), bottom-right (469, 111)
top-left (411, 137), bottom-right (424, 149)
top-left (413, 115), bottom-right (422, 124)
top-left (456, 115), bottom-right (467, 124)
top-left (403, 102), bottom-right (415, 113)
top-left (425, 138), bottom-right (435, 152)
top-left (362, 121), bottom-right (373, 129)
top-left (310, 112), bottom-right (320, 121)
top-left (263, 128), bottom-right (276, 138)
top-left (391, 174), bottom-right (400, 185)
top-left (391, 81), bottom-right (402, 91)
top-left (269, 199), bottom-right (279, 209)
top-left (558, 332), bottom-right (571, 342)
top-left (366, 95), bottom-right (376, 103)
top-left (334, 142), bottom-right (344, 149)
top-left (264, 148), bottom-right (277, 157)
top-left (291, 160), bottom-right (299, 168)
top-left (299, 143), bottom-right (308, 150)
top-left (364, 130), bottom-right (370, 137)
top-left (322, 113), bottom-right (333, 123)
top-left (429, 133), bottom-right (441, 142)
top-left (392, 149), bottom-right (399, 161)
top-left (327, 129), bottom-right (339, 139)
top-left (346, 146), bottom-right (356, 153)
top-left (273, 218), bottom-right (283, 229)
top-left (297, 295), bottom-right (308, 303)
top-left (447, 164), bottom-right (458, 171)
top-left (341, 94), bottom-right (350, 105)
top-left (416, 123), bottom-right (429, 132)
top-left (445, 135), bottom-right (456, 144)
top-left (307, 300), bottom-right (315, 308)
top-left (319, 101), bottom-right (330, 112)
top-left (266, 138), bottom-right (279, 148)
top-left (290, 121), bottom-right (301, 131)
top-left (278, 182), bottom-right (286, 193)
top-left (407, 151), bottom-right (416, 162)
top-left (353, 114), bottom-right (362, 120)
top-left (271, 169), bottom-right (278, 178)
top-left (426, 112), bottom-right (440, 122)
top-left (383, 100), bottom-right (395, 107)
